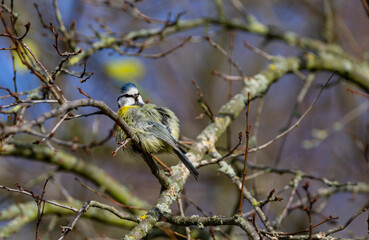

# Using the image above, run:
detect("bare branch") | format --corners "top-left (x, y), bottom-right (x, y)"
top-left (250, 72), bottom-right (335, 153)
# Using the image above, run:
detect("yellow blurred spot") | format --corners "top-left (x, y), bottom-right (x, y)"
top-left (253, 201), bottom-right (259, 206)
top-left (306, 53), bottom-right (314, 61)
top-left (102, 37), bottom-right (116, 45)
top-left (68, 56), bottom-right (80, 66)
top-left (14, 40), bottom-right (39, 73)
top-left (104, 58), bottom-right (145, 81)
top-left (269, 64), bottom-right (276, 71)
top-left (139, 215), bottom-right (147, 220)
top-left (11, 105), bottom-right (21, 113)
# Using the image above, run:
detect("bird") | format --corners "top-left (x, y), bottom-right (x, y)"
top-left (114, 83), bottom-right (199, 180)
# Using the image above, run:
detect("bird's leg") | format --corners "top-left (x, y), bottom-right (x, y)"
top-left (151, 154), bottom-right (173, 173)
top-left (112, 138), bottom-right (131, 157)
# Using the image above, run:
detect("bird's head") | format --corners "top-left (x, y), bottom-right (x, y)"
top-left (117, 83), bottom-right (145, 107)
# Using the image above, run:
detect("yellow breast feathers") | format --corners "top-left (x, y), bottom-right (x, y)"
top-left (117, 105), bottom-right (139, 117)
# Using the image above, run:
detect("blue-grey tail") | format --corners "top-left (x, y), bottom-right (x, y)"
top-left (149, 122), bottom-right (199, 180)
top-left (173, 148), bottom-right (199, 180)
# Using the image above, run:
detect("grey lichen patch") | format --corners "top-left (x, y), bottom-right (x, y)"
top-left (291, 171), bottom-right (304, 188)
top-left (219, 93), bottom-right (246, 115)
top-left (197, 222), bottom-right (205, 229)
top-left (322, 178), bottom-right (340, 187)
top-left (273, 58), bottom-right (291, 75)
top-left (315, 232), bottom-right (328, 239)
top-left (248, 16), bottom-right (268, 34)
top-left (218, 161), bottom-right (237, 179)
top-left (246, 74), bottom-right (269, 92)
top-left (283, 31), bottom-right (298, 46)
top-left (202, 124), bottom-right (219, 143)
top-left (190, 136), bottom-right (212, 157)
top-left (166, 185), bottom-right (178, 199)
top-left (189, 214), bottom-right (200, 219)
top-left (28, 89), bottom-right (42, 100)
top-left (212, 215), bottom-right (223, 224)
top-left (186, 151), bottom-right (201, 162)
top-left (157, 203), bottom-right (172, 215)
top-left (7, 203), bottom-right (37, 219)
top-left (162, 194), bottom-right (175, 205)
top-left (142, 223), bottom-right (152, 236)
top-left (321, 51), bottom-right (336, 65)
top-left (254, 74), bottom-right (269, 88)
top-left (208, 117), bottom-right (230, 139)
top-left (342, 59), bottom-right (353, 72)
top-left (100, 37), bottom-right (116, 46)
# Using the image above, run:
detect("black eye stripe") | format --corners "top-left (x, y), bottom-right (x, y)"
top-left (118, 94), bottom-right (134, 98)
top-left (117, 93), bottom-right (139, 103)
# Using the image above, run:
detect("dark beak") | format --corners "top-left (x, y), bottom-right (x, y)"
top-left (134, 94), bottom-right (139, 103)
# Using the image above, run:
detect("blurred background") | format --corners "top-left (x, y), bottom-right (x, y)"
top-left (0, 0), bottom-right (369, 239)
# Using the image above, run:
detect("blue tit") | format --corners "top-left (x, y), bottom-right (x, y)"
top-left (115, 83), bottom-right (199, 180)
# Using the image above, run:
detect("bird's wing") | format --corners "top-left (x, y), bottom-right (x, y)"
top-left (149, 122), bottom-right (199, 180)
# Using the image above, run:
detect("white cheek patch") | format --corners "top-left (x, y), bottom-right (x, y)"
top-left (126, 88), bottom-right (138, 95)
top-left (118, 97), bottom-right (135, 107)
top-left (137, 95), bottom-right (145, 105)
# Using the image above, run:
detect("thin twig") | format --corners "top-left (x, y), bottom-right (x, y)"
top-left (33, 3), bottom-right (48, 28)
top-left (151, 154), bottom-right (173, 173)
top-left (116, 36), bottom-right (192, 58)
top-left (226, 31), bottom-right (235, 151)
top-left (205, 36), bottom-right (245, 78)
top-left (57, 200), bottom-right (139, 240)
top-left (112, 138), bottom-right (131, 157)
top-left (77, 87), bottom-right (92, 99)
top-left (323, 0), bottom-right (334, 43)
top-left (274, 72), bottom-right (315, 167)
top-left (249, 72), bottom-right (335, 153)
top-left (303, 182), bottom-right (315, 240)
top-left (248, 213), bottom-right (263, 240)
top-left (211, 70), bottom-right (244, 81)
top-left (75, 178), bottom-right (147, 211)
top-left (35, 178), bottom-right (50, 240)
top-left (238, 92), bottom-right (250, 214)
top-left (303, 100), bottom-right (369, 149)
top-left (192, 79), bottom-right (215, 120)
top-left (346, 87), bottom-right (369, 98)
top-left (326, 200), bottom-right (369, 234)
top-left (275, 174), bottom-right (303, 227)
top-left (197, 132), bottom-right (242, 168)
top-left (0, 184), bottom-right (79, 212)
top-left (360, 0), bottom-right (369, 17)
top-left (36, 112), bottom-right (69, 144)
top-left (177, 196), bottom-right (191, 240)
top-left (283, 215), bottom-right (338, 236)
top-left (244, 41), bottom-right (273, 61)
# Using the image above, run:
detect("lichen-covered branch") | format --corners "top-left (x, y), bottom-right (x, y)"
top-left (65, 16), bottom-right (368, 90)
top-left (2, 47), bottom-right (368, 239)
top-left (122, 50), bottom-right (369, 238)
top-left (0, 98), bottom-right (138, 143)
top-left (1, 143), bottom-right (149, 212)
top-left (0, 200), bottom-right (135, 238)
top-left (1, 2), bottom-right (369, 239)
top-left (0, 200), bottom-right (136, 238)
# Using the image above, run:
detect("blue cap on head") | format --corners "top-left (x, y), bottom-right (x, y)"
top-left (121, 83), bottom-right (137, 93)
